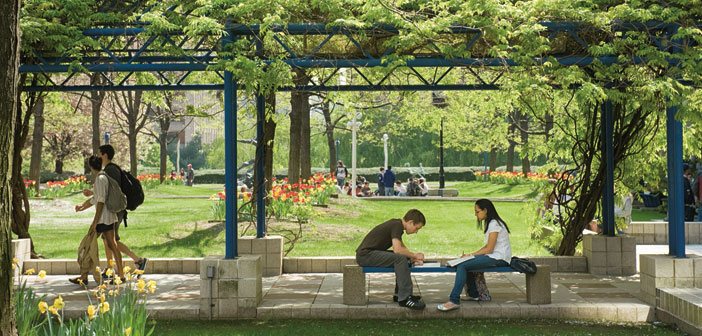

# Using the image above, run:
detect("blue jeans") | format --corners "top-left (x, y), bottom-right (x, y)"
top-left (449, 255), bottom-right (508, 304)
top-left (385, 188), bottom-right (394, 196)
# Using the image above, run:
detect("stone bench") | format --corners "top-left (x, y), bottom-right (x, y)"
top-left (426, 188), bottom-right (459, 197)
top-left (343, 264), bottom-right (551, 305)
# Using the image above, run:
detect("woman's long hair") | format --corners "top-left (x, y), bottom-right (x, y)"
top-left (475, 199), bottom-right (510, 234)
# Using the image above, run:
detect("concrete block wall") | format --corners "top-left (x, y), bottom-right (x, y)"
top-left (583, 235), bottom-right (636, 276)
top-left (22, 258), bottom-right (202, 275)
top-left (200, 255), bottom-right (262, 319)
top-left (658, 288), bottom-right (702, 334)
top-left (237, 236), bottom-right (283, 277)
top-left (12, 239), bottom-right (31, 278)
top-left (623, 222), bottom-right (702, 244)
top-left (640, 254), bottom-right (702, 306)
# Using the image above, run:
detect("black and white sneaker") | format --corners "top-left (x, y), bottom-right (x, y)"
top-left (398, 297), bottom-right (426, 310)
top-left (393, 294), bottom-right (421, 302)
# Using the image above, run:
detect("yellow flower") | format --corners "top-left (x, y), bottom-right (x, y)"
top-left (133, 270), bottom-right (144, 275)
top-left (125, 327), bottom-right (132, 336)
top-left (147, 280), bottom-right (157, 293)
top-left (99, 302), bottom-right (110, 314)
top-left (108, 290), bottom-right (114, 296)
top-left (11, 264), bottom-right (15, 270)
top-left (123, 266), bottom-right (131, 274)
top-left (136, 279), bottom-right (146, 293)
top-left (25, 268), bottom-right (35, 275)
top-left (105, 268), bottom-right (114, 277)
top-left (38, 270), bottom-right (46, 279)
top-left (52, 296), bottom-right (65, 309)
top-left (87, 305), bottom-right (96, 320)
top-left (12, 258), bottom-right (19, 265)
top-left (48, 306), bottom-right (59, 316)
top-left (38, 301), bottom-right (48, 314)
top-left (98, 294), bottom-right (105, 303)
top-left (96, 266), bottom-right (102, 273)
top-left (114, 277), bottom-right (123, 285)
top-left (109, 260), bottom-right (115, 267)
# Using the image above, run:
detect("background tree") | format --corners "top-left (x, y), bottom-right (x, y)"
top-left (110, 90), bottom-right (151, 175)
top-left (0, 0), bottom-right (21, 333)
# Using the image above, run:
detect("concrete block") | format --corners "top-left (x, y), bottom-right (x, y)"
top-left (168, 260), bottom-right (182, 274)
top-left (238, 307), bottom-right (257, 319)
top-left (577, 304), bottom-right (600, 321)
top-left (690, 224), bottom-right (701, 244)
top-left (238, 297), bottom-right (259, 309)
top-left (606, 237), bottom-right (621, 252)
top-left (35, 260), bottom-right (52, 274)
top-left (573, 257), bottom-right (588, 272)
top-left (583, 236), bottom-right (592, 252)
top-left (200, 256), bottom-right (220, 280)
top-left (200, 279), bottom-right (218, 299)
top-left (237, 238), bottom-right (253, 254)
top-left (183, 259), bottom-right (198, 274)
top-left (238, 278), bottom-right (259, 298)
top-left (251, 239), bottom-right (267, 254)
top-left (607, 266), bottom-right (622, 275)
top-left (606, 252), bottom-right (622, 267)
top-left (590, 236), bottom-right (607, 252)
top-left (218, 298), bottom-right (238, 318)
top-left (654, 234), bottom-right (667, 244)
top-left (643, 223), bottom-right (654, 235)
top-left (675, 258), bottom-right (694, 278)
top-left (311, 258), bottom-right (326, 273)
top-left (652, 256), bottom-right (675, 277)
top-left (621, 236), bottom-right (636, 252)
top-left (590, 267), bottom-right (607, 275)
top-left (200, 298), bottom-right (217, 319)
top-left (283, 258), bottom-right (298, 273)
top-left (343, 265), bottom-right (367, 305)
top-left (218, 279), bottom-right (239, 298)
top-left (340, 257), bottom-right (357, 267)
top-left (623, 265), bottom-right (636, 276)
top-left (589, 252), bottom-right (607, 267)
top-left (151, 259), bottom-right (168, 274)
top-left (310, 304), bottom-right (331, 318)
top-left (643, 234), bottom-right (654, 244)
top-left (218, 258), bottom-right (239, 279)
top-left (298, 258), bottom-right (312, 273)
top-left (238, 255), bottom-right (261, 279)
top-left (266, 236), bottom-right (283, 253)
top-left (22, 260), bottom-right (37, 273)
top-left (291, 307), bottom-right (312, 319)
top-left (266, 253), bottom-right (281, 268)
top-left (675, 278), bottom-right (694, 288)
top-left (263, 268), bottom-right (279, 277)
top-left (622, 251), bottom-right (636, 271)
top-left (65, 261), bottom-right (80, 275)
top-left (557, 257), bottom-right (573, 272)
top-left (52, 261), bottom-right (66, 275)
top-left (326, 258), bottom-right (341, 273)
top-left (526, 264), bottom-right (551, 304)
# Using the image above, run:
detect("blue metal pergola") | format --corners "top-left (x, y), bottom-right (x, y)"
top-left (20, 20), bottom-right (695, 258)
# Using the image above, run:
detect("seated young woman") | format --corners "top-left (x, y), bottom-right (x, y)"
top-left (438, 198), bottom-right (512, 311)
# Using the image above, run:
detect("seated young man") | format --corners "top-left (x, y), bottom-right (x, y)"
top-left (355, 209), bottom-right (427, 310)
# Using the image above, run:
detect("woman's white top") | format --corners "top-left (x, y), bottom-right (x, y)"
top-left (90, 173), bottom-right (119, 225)
top-left (484, 219), bottom-right (511, 263)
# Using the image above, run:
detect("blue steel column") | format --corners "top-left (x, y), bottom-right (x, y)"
top-left (224, 70), bottom-right (238, 258)
top-left (255, 36), bottom-right (266, 238)
top-left (601, 100), bottom-right (615, 236)
top-left (667, 102), bottom-right (685, 258)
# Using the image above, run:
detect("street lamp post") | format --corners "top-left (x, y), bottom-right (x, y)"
top-left (104, 131), bottom-right (110, 145)
top-left (347, 112), bottom-right (362, 196)
top-left (382, 133), bottom-right (389, 169)
top-left (335, 139), bottom-right (340, 166)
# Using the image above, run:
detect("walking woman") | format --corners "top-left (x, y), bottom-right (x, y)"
top-left (438, 199), bottom-right (512, 311)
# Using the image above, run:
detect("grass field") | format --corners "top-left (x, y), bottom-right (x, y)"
top-left (151, 319), bottom-right (680, 335)
top-left (17, 181), bottom-right (666, 259)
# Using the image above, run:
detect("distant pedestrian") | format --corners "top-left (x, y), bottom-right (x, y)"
top-left (684, 163), bottom-right (696, 221)
top-left (336, 160), bottom-right (349, 188)
top-left (395, 181), bottom-right (407, 196)
top-left (383, 166), bottom-right (396, 196)
top-left (180, 168), bottom-right (186, 185)
top-left (419, 178), bottom-right (430, 196)
top-left (186, 163), bottom-right (195, 187)
top-left (377, 167), bottom-right (385, 196)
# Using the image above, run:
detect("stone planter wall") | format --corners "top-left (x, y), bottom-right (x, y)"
top-left (199, 255), bottom-right (262, 319)
top-left (622, 221), bottom-right (702, 244)
top-left (583, 235), bottom-right (636, 276)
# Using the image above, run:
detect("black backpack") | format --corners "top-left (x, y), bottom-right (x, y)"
top-left (105, 163), bottom-right (144, 212)
top-left (510, 256), bottom-right (537, 274)
top-left (407, 181), bottom-right (421, 196)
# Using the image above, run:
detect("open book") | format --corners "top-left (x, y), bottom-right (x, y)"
top-left (446, 255), bottom-right (474, 267)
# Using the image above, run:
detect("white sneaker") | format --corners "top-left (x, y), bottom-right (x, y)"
top-left (437, 302), bottom-right (460, 311)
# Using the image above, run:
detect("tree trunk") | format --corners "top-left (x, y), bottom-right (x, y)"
top-left (288, 94), bottom-right (301, 184)
top-left (54, 160), bottom-right (63, 174)
top-left (1, 0), bottom-right (21, 333)
top-left (289, 69), bottom-right (310, 183)
top-left (28, 96), bottom-right (45, 193)
top-left (519, 110), bottom-right (531, 174)
top-left (489, 148), bottom-right (498, 172)
top-left (506, 110), bottom-right (517, 173)
top-left (128, 132), bottom-right (138, 176)
top-left (264, 94), bottom-right (276, 194)
top-left (322, 100), bottom-right (337, 173)
top-left (159, 116), bottom-right (171, 184)
top-left (300, 91), bottom-right (311, 180)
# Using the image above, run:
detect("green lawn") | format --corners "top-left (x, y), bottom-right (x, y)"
top-left (17, 182), bottom-right (664, 259)
top-left (151, 319), bottom-right (680, 336)
top-left (449, 181), bottom-right (539, 199)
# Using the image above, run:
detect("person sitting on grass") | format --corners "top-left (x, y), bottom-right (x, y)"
top-left (438, 199), bottom-right (512, 311)
top-left (73, 155), bottom-right (125, 285)
top-left (355, 209), bottom-right (427, 310)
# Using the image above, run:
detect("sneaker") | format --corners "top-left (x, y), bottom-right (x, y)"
top-left (398, 297), bottom-right (426, 310)
top-left (135, 258), bottom-right (148, 279)
top-left (437, 302), bottom-right (460, 311)
top-left (393, 295), bottom-right (421, 302)
top-left (69, 277), bottom-right (88, 285)
top-left (461, 296), bottom-right (480, 301)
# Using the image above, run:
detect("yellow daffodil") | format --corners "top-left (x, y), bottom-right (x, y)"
top-left (99, 284), bottom-right (107, 291)
top-left (12, 258), bottom-right (19, 265)
top-left (48, 306), bottom-right (59, 316)
top-left (108, 290), bottom-right (114, 296)
top-left (12, 264), bottom-right (15, 270)
top-left (123, 266), bottom-right (131, 274)
top-left (114, 277), bottom-right (122, 285)
top-left (109, 260), bottom-right (115, 267)
top-left (96, 266), bottom-right (102, 273)
top-left (105, 268), bottom-right (114, 277)
top-left (125, 327), bottom-right (132, 335)
top-left (99, 302), bottom-right (110, 314)
top-left (136, 279), bottom-right (146, 293)
top-left (52, 296), bottom-right (65, 309)
top-left (133, 270), bottom-right (144, 275)
top-left (38, 301), bottom-right (48, 314)
top-left (147, 280), bottom-right (157, 293)
top-left (87, 305), bottom-right (96, 320)
top-left (98, 294), bottom-right (105, 303)
top-left (25, 268), bottom-right (35, 275)
top-left (38, 270), bottom-right (46, 279)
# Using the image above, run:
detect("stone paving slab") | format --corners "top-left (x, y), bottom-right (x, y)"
top-left (22, 271), bottom-right (655, 322)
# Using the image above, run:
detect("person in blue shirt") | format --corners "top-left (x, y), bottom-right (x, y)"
top-left (377, 167), bottom-right (385, 196)
top-left (383, 166), bottom-right (396, 196)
